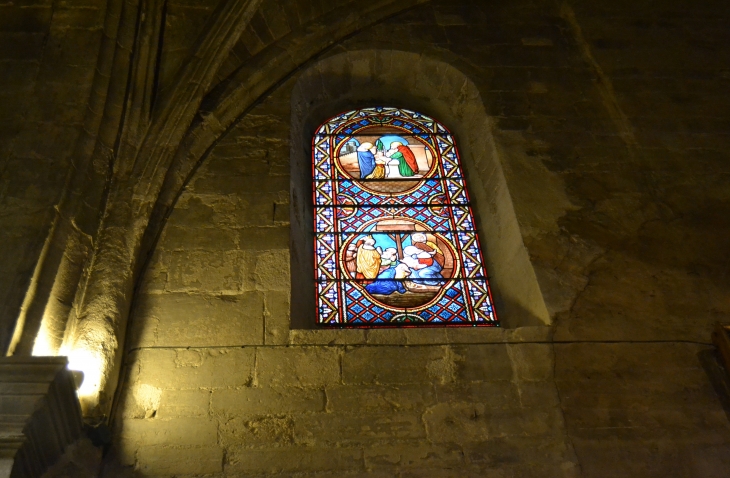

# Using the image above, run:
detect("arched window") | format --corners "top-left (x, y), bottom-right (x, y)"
top-left (313, 107), bottom-right (497, 327)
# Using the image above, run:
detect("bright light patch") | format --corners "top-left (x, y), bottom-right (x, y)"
top-left (31, 321), bottom-right (55, 357)
top-left (63, 346), bottom-right (104, 400)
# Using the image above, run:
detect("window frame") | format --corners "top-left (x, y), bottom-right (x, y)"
top-left (311, 107), bottom-right (498, 328)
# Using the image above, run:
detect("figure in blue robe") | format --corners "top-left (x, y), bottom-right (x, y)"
top-left (365, 267), bottom-right (407, 295)
top-left (356, 142), bottom-right (376, 179)
top-left (409, 261), bottom-right (444, 286)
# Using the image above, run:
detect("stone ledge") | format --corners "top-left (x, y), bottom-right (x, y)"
top-left (0, 356), bottom-right (83, 478)
top-left (288, 325), bottom-right (551, 345)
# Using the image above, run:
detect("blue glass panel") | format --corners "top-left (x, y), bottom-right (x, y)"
top-left (333, 279), bottom-right (474, 325)
top-left (328, 206), bottom-right (460, 233)
top-left (319, 179), bottom-right (467, 207)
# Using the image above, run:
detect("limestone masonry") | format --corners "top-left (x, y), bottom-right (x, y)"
top-left (0, 0), bottom-right (729, 476)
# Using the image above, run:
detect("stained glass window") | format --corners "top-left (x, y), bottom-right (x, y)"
top-left (313, 107), bottom-right (498, 327)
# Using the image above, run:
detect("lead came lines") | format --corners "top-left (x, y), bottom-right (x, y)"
top-left (312, 107), bottom-right (497, 326)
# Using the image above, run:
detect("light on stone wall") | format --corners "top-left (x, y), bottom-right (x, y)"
top-left (62, 346), bottom-right (104, 401)
top-left (31, 321), bottom-right (56, 357)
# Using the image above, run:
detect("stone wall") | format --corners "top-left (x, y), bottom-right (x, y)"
top-left (0, 0), bottom-right (729, 476)
top-left (0, 0), bottom-right (105, 350)
top-left (109, 61), bottom-right (581, 475)
top-left (104, 1), bottom-right (730, 476)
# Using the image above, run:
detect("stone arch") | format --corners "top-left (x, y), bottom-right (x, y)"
top-left (289, 49), bottom-right (550, 329)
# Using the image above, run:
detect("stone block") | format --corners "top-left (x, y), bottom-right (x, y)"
top-left (211, 386), bottom-right (325, 416)
top-left (452, 344), bottom-right (514, 382)
top-left (225, 447), bottom-right (363, 474)
top-left (0, 61), bottom-right (38, 91)
top-left (403, 327), bottom-right (449, 345)
top-left (486, 408), bottom-right (564, 438)
top-left (288, 328), bottom-right (367, 345)
top-left (235, 113), bottom-right (288, 138)
top-left (563, 406), bottom-right (730, 443)
top-left (273, 201), bottom-right (289, 223)
top-left (555, 343), bottom-right (709, 385)
top-left (248, 11), bottom-right (274, 45)
top-left (264, 290), bottom-right (290, 345)
top-left (465, 437), bottom-right (572, 467)
top-left (294, 411), bottom-right (426, 446)
top-left (119, 417), bottom-right (217, 447)
top-left (397, 468), bottom-right (492, 478)
top-left (364, 328), bottom-right (408, 345)
top-left (44, 29), bottom-right (102, 67)
top-left (254, 250), bottom-right (290, 290)
top-left (113, 439), bottom-right (136, 467)
top-left (219, 415), bottom-right (294, 447)
top-left (342, 346), bottom-right (450, 385)
top-left (52, 6), bottom-right (103, 30)
top-left (192, 172), bottom-right (289, 196)
top-left (13, 122), bottom-right (81, 159)
top-left (555, 379), bottom-right (705, 411)
top-left (117, 383), bottom-right (162, 419)
top-left (157, 389), bottom-right (210, 418)
top-left (238, 225), bottom-right (290, 250)
top-left (131, 292), bottom-right (264, 347)
top-left (568, 437), bottom-right (690, 478)
top-left (159, 225), bottom-right (237, 251)
top-left (1, 156), bottom-right (68, 203)
top-left (256, 346), bottom-right (340, 387)
top-left (325, 384), bottom-right (436, 412)
top-left (207, 137), bottom-right (283, 163)
top-left (0, 6), bottom-right (53, 32)
top-left (423, 402), bottom-right (490, 444)
top-left (133, 348), bottom-right (255, 389)
top-left (136, 445), bottom-right (223, 475)
top-left (137, 270), bottom-right (167, 297)
top-left (433, 381), bottom-right (522, 409)
top-left (0, 33), bottom-right (45, 60)
top-left (365, 442), bottom-right (465, 469)
top-left (163, 250), bottom-right (241, 292)
top-left (238, 250), bottom-right (260, 291)
top-left (259, 3), bottom-right (290, 39)
top-left (514, 382), bottom-right (562, 408)
top-left (169, 194), bottom-right (244, 229)
top-left (238, 194), bottom-right (285, 226)
top-left (507, 344), bottom-right (554, 381)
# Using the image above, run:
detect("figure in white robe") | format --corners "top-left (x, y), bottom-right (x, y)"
top-left (402, 245), bottom-right (443, 286)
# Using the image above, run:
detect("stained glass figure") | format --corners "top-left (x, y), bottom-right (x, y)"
top-left (313, 107), bottom-right (498, 327)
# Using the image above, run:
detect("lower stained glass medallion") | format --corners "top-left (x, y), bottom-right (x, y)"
top-left (313, 107), bottom-right (498, 327)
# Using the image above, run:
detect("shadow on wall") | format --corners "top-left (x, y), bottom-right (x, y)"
top-left (698, 348), bottom-right (730, 424)
top-left (289, 49), bottom-right (551, 330)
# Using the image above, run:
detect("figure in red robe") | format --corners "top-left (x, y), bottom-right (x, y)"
top-left (388, 141), bottom-right (419, 177)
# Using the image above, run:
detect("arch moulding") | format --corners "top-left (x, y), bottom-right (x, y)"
top-left (289, 49), bottom-right (551, 332)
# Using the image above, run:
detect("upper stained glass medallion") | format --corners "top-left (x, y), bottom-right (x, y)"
top-left (313, 107), bottom-right (498, 327)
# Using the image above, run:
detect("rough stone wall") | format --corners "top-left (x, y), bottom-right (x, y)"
top-left (106, 1), bottom-right (730, 476)
top-left (0, 0), bottom-right (104, 348)
top-left (544, 2), bottom-right (730, 473)
top-left (109, 71), bottom-right (581, 476)
top-left (0, 0), bottom-right (728, 476)
top-left (158, 0), bottom-right (222, 95)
